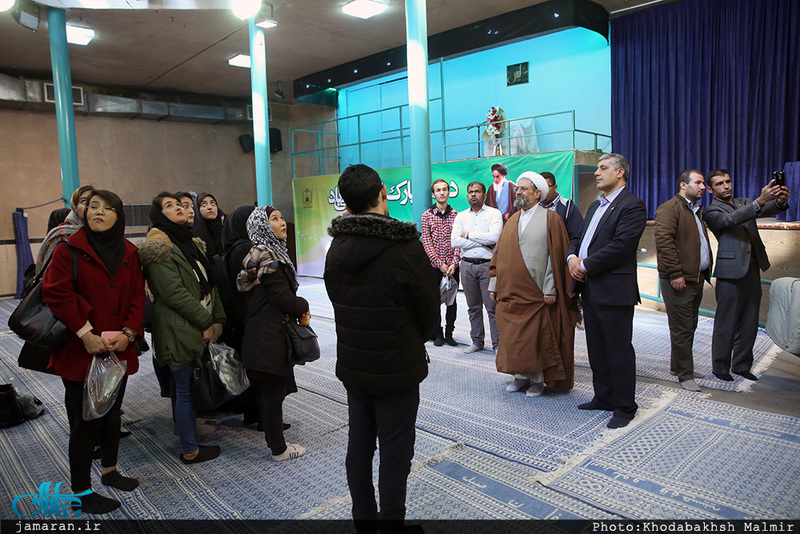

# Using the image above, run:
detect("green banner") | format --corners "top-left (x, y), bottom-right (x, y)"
top-left (293, 150), bottom-right (575, 276)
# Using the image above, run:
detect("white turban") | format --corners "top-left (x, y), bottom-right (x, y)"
top-left (516, 171), bottom-right (550, 199)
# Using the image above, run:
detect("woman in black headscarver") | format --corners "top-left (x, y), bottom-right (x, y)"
top-left (192, 192), bottom-right (225, 260)
top-left (137, 192), bottom-right (225, 466)
top-left (43, 189), bottom-right (145, 515)
top-left (220, 205), bottom-right (255, 352)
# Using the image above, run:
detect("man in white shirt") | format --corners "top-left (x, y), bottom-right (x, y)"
top-left (452, 181), bottom-right (503, 353)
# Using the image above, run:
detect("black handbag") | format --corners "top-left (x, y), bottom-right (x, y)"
top-left (8, 248), bottom-right (77, 351)
top-left (17, 342), bottom-right (58, 375)
top-left (284, 317), bottom-right (320, 365)
top-left (192, 345), bottom-right (234, 411)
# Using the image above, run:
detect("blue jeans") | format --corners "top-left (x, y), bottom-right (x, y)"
top-left (170, 364), bottom-right (197, 454)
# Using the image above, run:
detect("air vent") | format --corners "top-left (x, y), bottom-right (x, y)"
top-left (43, 82), bottom-right (85, 106)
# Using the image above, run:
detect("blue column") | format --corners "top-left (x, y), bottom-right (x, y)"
top-left (249, 18), bottom-right (272, 207)
top-left (405, 0), bottom-right (432, 228)
top-left (47, 7), bottom-right (80, 207)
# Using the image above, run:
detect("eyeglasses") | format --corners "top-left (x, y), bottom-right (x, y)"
top-left (88, 204), bottom-right (116, 213)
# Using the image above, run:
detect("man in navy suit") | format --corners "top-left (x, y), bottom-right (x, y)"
top-left (540, 171), bottom-right (583, 241)
top-left (567, 153), bottom-right (646, 429)
top-left (702, 169), bottom-right (790, 382)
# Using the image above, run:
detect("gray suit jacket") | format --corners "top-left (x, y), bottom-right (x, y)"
top-left (702, 197), bottom-right (788, 279)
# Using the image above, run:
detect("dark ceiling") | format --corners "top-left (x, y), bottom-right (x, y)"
top-left (0, 0), bottom-right (673, 103)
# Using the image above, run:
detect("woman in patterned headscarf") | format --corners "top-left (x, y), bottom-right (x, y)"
top-left (238, 206), bottom-right (310, 462)
top-left (36, 185), bottom-right (95, 274)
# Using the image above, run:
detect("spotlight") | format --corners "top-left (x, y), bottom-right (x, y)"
top-left (0, 0), bottom-right (15, 13)
top-left (273, 81), bottom-right (285, 99)
top-left (12, 0), bottom-right (39, 31)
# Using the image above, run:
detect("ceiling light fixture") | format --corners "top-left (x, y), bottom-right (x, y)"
top-left (11, 0), bottom-right (39, 31)
top-left (273, 81), bottom-right (285, 99)
top-left (342, 0), bottom-right (387, 20)
top-left (228, 54), bottom-right (251, 68)
top-left (0, 0), bottom-right (16, 13)
top-left (66, 24), bottom-right (94, 45)
top-left (232, 0), bottom-right (261, 20)
top-left (255, 2), bottom-right (277, 28)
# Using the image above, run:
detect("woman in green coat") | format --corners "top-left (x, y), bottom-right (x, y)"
top-left (138, 192), bottom-right (225, 464)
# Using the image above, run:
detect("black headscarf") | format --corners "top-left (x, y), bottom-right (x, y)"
top-left (193, 192), bottom-right (224, 259)
top-left (83, 190), bottom-right (126, 275)
top-left (222, 205), bottom-right (255, 254)
top-left (149, 195), bottom-right (214, 297)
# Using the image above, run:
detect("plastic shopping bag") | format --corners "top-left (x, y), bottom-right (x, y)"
top-left (82, 352), bottom-right (127, 421)
top-left (208, 342), bottom-right (250, 395)
top-left (440, 275), bottom-right (458, 306)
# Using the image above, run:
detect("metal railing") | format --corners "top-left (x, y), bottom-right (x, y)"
top-left (637, 262), bottom-right (773, 327)
top-left (290, 106), bottom-right (611, 179)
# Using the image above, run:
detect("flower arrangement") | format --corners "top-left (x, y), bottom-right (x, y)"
top-left (482, 107), bottom-right (506, 141)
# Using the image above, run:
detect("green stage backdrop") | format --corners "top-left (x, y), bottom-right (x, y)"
top-left (292, 151), bottom-right (575, 277)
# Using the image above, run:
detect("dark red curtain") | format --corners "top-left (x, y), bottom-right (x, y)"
top-left (611, 0), bottom-right (800, 220)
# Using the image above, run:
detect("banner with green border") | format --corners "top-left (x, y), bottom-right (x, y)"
top-left (293, 150), bottom-right (575, 276)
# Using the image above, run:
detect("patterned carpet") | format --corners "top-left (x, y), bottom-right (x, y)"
top-left (300, 277), bottom-right (780, 393)
top-left (539, 393), bottom-right (800, 519)
top-left (1, 279), bottom-right (798, 520)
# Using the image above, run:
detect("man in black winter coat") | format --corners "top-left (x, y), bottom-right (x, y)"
top-left (324, 164), bottom-right (438, 532)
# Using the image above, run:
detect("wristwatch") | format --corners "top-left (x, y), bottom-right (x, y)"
top-left (122, 328), bottom-right (136, 343)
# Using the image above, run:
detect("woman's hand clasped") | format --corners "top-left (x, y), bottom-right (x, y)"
top-left (81, 332), bottom-right (113, 355)
top-left (299, 311), bottom-right (311, 326)
top-left (106, 333), bottom-right (130, 353)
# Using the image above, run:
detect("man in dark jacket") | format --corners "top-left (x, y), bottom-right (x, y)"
top-left (654, 170), bottom-right (713, 392)
top-left (702, 169), bottom-right (790, 381)
top-left (324, 164), bottom-right (438, 532)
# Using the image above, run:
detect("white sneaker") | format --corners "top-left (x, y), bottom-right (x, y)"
top-left (272, 443), bottom-right (306, 461)
top-left (525, 382), bottom-right (545, 397)
top-left (463, 344), bottom-right (483, 354)
top-left (505, 378), bottom-right (531, 392)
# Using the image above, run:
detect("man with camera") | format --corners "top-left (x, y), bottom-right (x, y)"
top-left (702, 170), bottom-right (790, 382)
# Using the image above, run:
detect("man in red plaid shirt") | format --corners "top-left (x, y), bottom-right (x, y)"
top-left (421, 179), bottom-right (461, 347)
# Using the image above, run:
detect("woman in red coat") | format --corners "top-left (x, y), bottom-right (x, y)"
top-left (43, 190), bottom-right (145, 515)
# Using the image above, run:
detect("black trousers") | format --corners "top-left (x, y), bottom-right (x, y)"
top-left (62, 376), bottom-right (127, 492)
top-left (581, 284), bottom-right (637, 420)
top-left (432, 267), bottom-right (459, 336)
top-left (345, 385), bottom-right (419, 526)
top-left (246, 369), bottom-right (290, 456)
top-left (712, 263), bottom-right (762, 375)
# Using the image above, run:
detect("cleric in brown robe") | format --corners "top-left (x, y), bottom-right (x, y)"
top-left (489, 171), bottom-right (579, 396)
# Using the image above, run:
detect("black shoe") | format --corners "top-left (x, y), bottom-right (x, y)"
top-left (713, 372), bottom-right (734, 382)
top-left (283, 423), bottom-right (291, 430)
top-left (607, 416), bottom-right (632, 429)
top-left (120, 430), bottom-right (131, 439)
top-left (733, 370), bottom-right (758, 381)
top-left (242, 414), bottom-right (258, 426)
top-left (77, 491), bottom-right (121, 515)
top-left (577, 400), bottom-right (612, 411)
top-left (180, 445), bottom-right (221, 465)
top-left (433, 334), bottom-right (444, 347)
top-left (101, 470), bottom-right (139, 491)
top-left (444, 335), bottom-right (458, 347)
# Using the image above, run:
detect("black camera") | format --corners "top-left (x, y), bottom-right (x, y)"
top-left (773, 170), bottom-right (786, 187)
